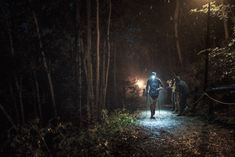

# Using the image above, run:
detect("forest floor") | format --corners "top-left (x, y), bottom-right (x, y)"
top-left (128, 110), bottom-right (235, 157)
top-left (2, 108), bottom-right (235, 157)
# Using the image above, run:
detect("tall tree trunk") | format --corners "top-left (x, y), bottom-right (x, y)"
top-left (100, 42), bottom-right (106, 109)
top-left (33, 71), bottom-right (42, 119)
top-left (222, 0), bottom-right (229, 39)
top-left (74, 0), bottom-right (82, 126)
top-left (79, 39), bottom-right (84, 124)
top-left (174, 0), bottom-right (183, 65)
top-left (31, 9), bottom-right (57, 117)
top-left (113, 43), bottom-right (117, 106)
top-left (103, 0), bottom-right (112, 108)
top-left (86, 0), bottom-right (94, 123)
top-left (96, 0), bottom-right (100, 120)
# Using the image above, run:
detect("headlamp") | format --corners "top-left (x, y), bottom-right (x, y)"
top-left (151, 75), bottom-right (156, 80)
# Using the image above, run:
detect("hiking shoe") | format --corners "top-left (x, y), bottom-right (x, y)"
top-left (150, 116), bottom-right (156, 119)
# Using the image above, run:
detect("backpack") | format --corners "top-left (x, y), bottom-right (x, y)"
top-left (148, 78), bottom-right (161, 97)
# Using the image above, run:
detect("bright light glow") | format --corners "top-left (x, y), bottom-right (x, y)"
top-left (137, 110), bottom-right (183, 134)
top-left (151, 75), bottom-right (156, 80)
top-left (136, 79), bottom-right (145, 89)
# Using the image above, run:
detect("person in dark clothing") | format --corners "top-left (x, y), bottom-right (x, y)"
top-left (166, 80), bottom-right (173, 105)
top-left (169, 79), bottom-right (177, 112)
top-left (145, 72), bottom-right (163, 119)
top-left (175, 76), bottom-right (189, 116)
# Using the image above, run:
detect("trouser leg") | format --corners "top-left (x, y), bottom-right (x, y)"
top-left (179, 94), bottom-right (187, 114)
top-left (171, 92), bottom-right (174, 110)
top-left (150, 103), bottom-right (156, 117)
top-left (174, 93), bottom-right (179, 113)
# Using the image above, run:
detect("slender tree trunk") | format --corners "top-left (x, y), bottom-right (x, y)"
top-left (103, 0), bottom-right (112, 108)
top-left (96, 0), bottom-right (100, 120)
top-left (174, 0), bottom-right (183, 65)
top-left (0, 104), bottom-right (17, 130)
top-left (222, 0), bottom-right (229, 39)
top-left (74, 0), bottom-right (82, 126)
top-left (83, 42), bottom-right (88, 81)
top-left (113, 44), bottom-right (117, 106)
top-left (223, 17), bottom-right (229, 40)
top-left (74, 0), bottom-right (79, 102)
top-left (31, 9), bottom-right (57, 117)
top-left (83, 48), bottom-right (89, 118)
top-left (100, 42), bottom-right (106, 109)
top-left (33, 71), bottom-right (42, 119)
top-left (79, 39), bottom-right (84, 124)
top-left (86, 0), bottom-right (94, 123)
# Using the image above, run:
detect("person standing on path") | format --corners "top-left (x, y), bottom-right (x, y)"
top-left (175, 76), bottom-right (189, 116)
top-left (170, 78), bottom-right (177, 112)
top-left (145, 72), bottom-right (163, 119)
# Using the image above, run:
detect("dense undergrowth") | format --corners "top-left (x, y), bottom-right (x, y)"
top-left (1, 110), bottom-right (146, 157)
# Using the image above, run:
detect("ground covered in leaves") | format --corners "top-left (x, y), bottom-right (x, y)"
top-left (1, 110), bottom-right (235, 157)
top-left (134, 110), bottom-right (235, 157)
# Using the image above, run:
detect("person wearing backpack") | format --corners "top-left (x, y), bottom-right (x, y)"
top-left (145, 72), bottom-right (163, 119)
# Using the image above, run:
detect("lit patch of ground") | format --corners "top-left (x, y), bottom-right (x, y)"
top-left (134, 110), bottom-right (235, 157)
top-left (138, 110), bottom-right (182, 133)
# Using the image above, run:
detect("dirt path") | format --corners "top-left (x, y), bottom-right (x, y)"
top-left (135, 110), bottom-right (235, 157)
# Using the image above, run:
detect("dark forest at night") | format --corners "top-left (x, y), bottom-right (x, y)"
top-left (0, 0), bottom-right (235, 156)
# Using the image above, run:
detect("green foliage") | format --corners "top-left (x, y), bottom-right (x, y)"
top-left (209, 39), bottom-right (235, 83)
top-left (190, 1), bottom-right (235, 84)
top-left (190, 1), bottom-right (233, 20)
top-left (4, 110), bottom-right (138, 157)
top-left (101, 109), bottom-right (136, 131)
